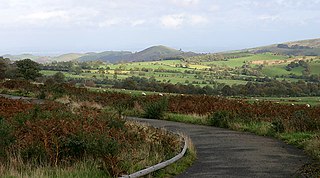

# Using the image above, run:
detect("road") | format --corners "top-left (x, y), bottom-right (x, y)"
top-left (129, 117), bottom-right (310, 178)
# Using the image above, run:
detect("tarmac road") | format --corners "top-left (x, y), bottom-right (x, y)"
top-left (129, 117), bottom-right (311, 178)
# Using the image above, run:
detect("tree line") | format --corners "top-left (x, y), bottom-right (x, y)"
top-left (0, 57), bottom-right (42, 80)
top-left (113, 76), bottom-right (320, 97)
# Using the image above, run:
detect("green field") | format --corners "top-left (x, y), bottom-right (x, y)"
top-left (41, 53), bottom-right (320, 91)
top-left (242, 96), bottom-right (320, 106)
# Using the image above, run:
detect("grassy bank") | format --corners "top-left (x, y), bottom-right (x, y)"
top-left (0, 97), bottom-right (193, 177)
top-left (163, 112), bottom-right (320, 177)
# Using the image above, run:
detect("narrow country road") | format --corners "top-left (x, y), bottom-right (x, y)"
top-left (129, 117), bottom-right (311, 178)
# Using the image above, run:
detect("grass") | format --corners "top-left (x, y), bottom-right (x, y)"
top-left (160, 112), bottom-right (320, 162)
top-left (165, 113), bottom-right (208, 125)
top-left (310, 62), bottom-right (320, 75)
top-left (242, 96), bottom-right (320, 106)
top-left (40, 54), bottom-right (320, 91)
top-left (151, 135), bottom-right (196, 177)
top-left (0, 159), bottom-right (107, 178)
top-left (203, 53), bottom-right (288, 68)
top-left (0, 96), bottom-right (189, 178)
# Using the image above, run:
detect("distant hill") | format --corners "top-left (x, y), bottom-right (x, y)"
top-left (77, 45), bottom-right (198, 63)
top-left (128, 45), bottom-right (197, 62)
top-left (3, 39), bottom-right (320, 64)
top-left (2, 54), bottom-right (51, 63)
top-left (77, 51), bottom-right (132, 63)
top-left (53, 53), bottom-right (87, 62)
top-left (2, 53), bottom-right (86, 63)
top-left (2, 45), bottom-right (196, 63)
top-left (248, 38), bottom-right (320, 56)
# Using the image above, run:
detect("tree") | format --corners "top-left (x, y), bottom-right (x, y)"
top-left (0, 57), bottom-right (7, 79)
top-left (15, 59), bottom-right (42, 80)
top-left (52, 72), bottom-right (65, 83)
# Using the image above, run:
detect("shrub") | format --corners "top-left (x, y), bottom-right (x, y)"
top-left (143, 97), bottom-right (168, 119)
top-left (289, 110), bottom-right (318, 132)
top-left (0, 117), bottom-right (15, 160)
top-left (271, 118), bottom-right (285, 133)
top-left (208, 110), bottom-right (234, 128)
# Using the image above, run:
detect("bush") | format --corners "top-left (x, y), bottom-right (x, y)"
top-left (208, 110), bottom-right (234, 128)
top-left (144, 97), bottom-right (168, 119)
top-left (271, 118), bottom-right (285, 133)
top-left (289, 110), bottom-right (319, 132)
top-left (0, 117), bottom-right (15, 160)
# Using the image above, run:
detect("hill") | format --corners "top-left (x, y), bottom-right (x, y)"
top-left (3, 53), bottom-right (87, 63)
top-left (128, 45), bottom-right (196, 61)
top-left (2, 38), bottom-right (320, 64)
top-left (77, 45), bottom-right (198, 63)
top-left (2, 54), bottom-right (51, 63)
top-left (77, 51), bottom-right (132, 63)
top-left (248, 38), bottom-right (320, 56)
top-left (53, 53), bottom-right (87, 62)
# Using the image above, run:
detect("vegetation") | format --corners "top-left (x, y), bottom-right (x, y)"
top-left (1, 38), bottom-right (320, 177)
top-left (0, 96), bottom-right (185, 177)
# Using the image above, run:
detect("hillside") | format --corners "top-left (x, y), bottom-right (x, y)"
top-left (77, 51), bottom-right (132, 62)
top-left (2, 38), bottom-right (320, 64)
top-left (128, 45), bottom-right (196, 61)
top-left (77, 45), bottom-right (197, 63)
top-left (248, 38), bottom-right (320, 56)
top-left (53, 53), bottom-right (87, 62)
top-left (286, 38), bottom-right (320, 48)
top-left (2, 53), bottom-right (86, 63)
top-left (2, 54), bottom-right (51, 63)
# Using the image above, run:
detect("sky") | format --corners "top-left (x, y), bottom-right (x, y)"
top-left (0, 0), bottom-right (319, 55)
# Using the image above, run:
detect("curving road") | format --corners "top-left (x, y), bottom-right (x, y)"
top-left (129, 117), bottom-right (310, 178)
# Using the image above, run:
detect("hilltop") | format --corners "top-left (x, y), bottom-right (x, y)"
top-left (248, 38), bottom-right (320, 56)
top-left (78, 45), bottom-right (197, 62)
top-left (2, 38), bottom-right (320, 63)
top-left (2, 45), bottom-right (197, 63)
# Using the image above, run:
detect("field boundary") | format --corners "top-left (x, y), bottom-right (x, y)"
top-left (119, 134), bottom-right (188, 178)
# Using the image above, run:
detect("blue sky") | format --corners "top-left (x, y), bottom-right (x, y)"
top-left (0, 0), bottom-right (319, 55)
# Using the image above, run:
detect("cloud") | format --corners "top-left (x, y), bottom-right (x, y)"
top-left (98, 18), bottom-right (123, 27)
top-left (258, 15), bottom-right (279, 22)
top-left (160, 14), bottom-right (185, 29)
top-left (160, 13), bottom-right (208, 29)
top-left (23, 11), bottom-right (68, 21)
top-left (209, 4), bottom-right (220, 12)
top-left (169, 0), bottom-right (200, 7)
top-left (189, 15), bottom-right (208, 25)
top-left (130, 20), bottom-right (146, 27)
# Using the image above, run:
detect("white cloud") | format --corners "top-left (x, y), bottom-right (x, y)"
top-left (189, 15), bottom-right (208, 25)
top-left (23, 11), bottom-right (68, 21)
top-left (160, 14), bottom-right (185, 29)
top-left (98, 18), bottom-right (123, 27)
top-left (258, 15), bottom-right (279, 22)
top-left (209, 4), bottom-right (220, 12)
top-left (160, 13), bottom-right (208, 29)
top-left (169, 0), bottom-right (200, 7)
top-left (130, 20), bottom-right (146, 27)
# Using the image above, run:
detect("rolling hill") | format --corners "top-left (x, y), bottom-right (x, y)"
top-left (77, 51), bottom-right (132, 62)
top-left (53, 53), bottom-right (87, 62)
top-left (2, 38), bottom-right (320, 64)
top-left (2, 45), bottom-right (197, 63)
top-left (77, 45), bottom-right (197, 63)
top-left (127, 45), bottom-right (197, 62)
top-left (248, 38), bottom-right (320, 56)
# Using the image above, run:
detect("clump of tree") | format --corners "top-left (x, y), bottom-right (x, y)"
top-left (277, 44), bottom-right (312, 49)
top-left (1, 57), bottom-right (42, 81)
top-left (15, 59), bottom-right (42, 80)
top-left (285, 60), bottom-right (310, 75)
top-left (0, 57), bottom-right (10, 80)
top-left (184, 52), bottom-right (251, 62)
top-left (112, 76), bottom-right (320, 97)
